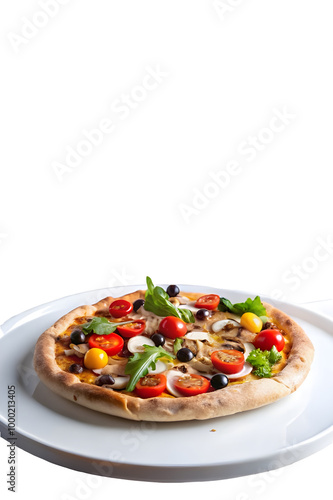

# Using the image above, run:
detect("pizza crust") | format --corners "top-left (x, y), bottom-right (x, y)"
top-left (33, 292), bottom-right (314, 422)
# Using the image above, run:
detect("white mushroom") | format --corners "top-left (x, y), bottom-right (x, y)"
top-left (184, 331), bottom-right (211, 341)
top-left (211, 319), bottom-right (240, 333)
top-left (148, 360), bottom-right (168, 374)
top-left (165, 370), bottom-right (186, 397)
top-left (127, 335), bottom-right (155, 353)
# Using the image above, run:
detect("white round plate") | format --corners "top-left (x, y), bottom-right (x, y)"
top-left (0, 285), bottom-right (332, 482)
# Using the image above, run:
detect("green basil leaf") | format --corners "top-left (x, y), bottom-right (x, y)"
top-left (219, 296), bottom-right (266, 317)
top-left (173, 338), bottom-right (184, 354)
top-left (81, 317), bottom-right (134, 336)
top-left (124, 345), bottom-right (175, 392)
top-left (144, 276), bottom-right (195, 323)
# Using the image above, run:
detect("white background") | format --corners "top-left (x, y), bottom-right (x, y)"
top-left (1, 0), bottom-right (333, 498)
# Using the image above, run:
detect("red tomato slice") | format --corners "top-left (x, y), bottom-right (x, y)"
top-left (174, 374), bottom-right (210, 397)
top-left (135, 373), bottom-right (167, 398)
top-left (117, 320), bottom-right (146, 338)
top-left (88, 333), bottom-right (124, 356)
top-left (211, 349), bottom-right (244, 374)
top-left (195, 294), bottom-right (220, 310)
top-left (253, 329), bottom-right (285, 352)
top-left (109, 299), bottom-right (133, 318)
top-left (158, 316), bottom-right (187, 339)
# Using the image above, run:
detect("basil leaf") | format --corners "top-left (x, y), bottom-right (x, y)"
top-left (81, 317), bottom-right (133, 336)
top-left (124, 345), bottom-right (175, 392)
top-left (144, 276), bottom-right (195, 323)
top-left (218, 296), bottom-right (266, 317)
top-left (268, 345), bottom-right (282, 365)
top-left (173, 338), bottom-right (184, 354)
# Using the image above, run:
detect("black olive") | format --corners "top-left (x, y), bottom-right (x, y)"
top-left (70, 329), bottom-right (86, 345)
top-left (96, 374), bottom-right (115, 386)
top-left (69, 363), bottom-right (83, 374)
top-left (166, 284), bottom-right (180, 297)
top-left (133, 299), bottom-right (145, 312)
top-left (151, 333), bottom-right (165, 347)
top-left (196, 309), bottom-right (210, 321)
top-left (177, 347), bottom-right (194, 362)
top-left (210, 373), bottom-right (229, 390)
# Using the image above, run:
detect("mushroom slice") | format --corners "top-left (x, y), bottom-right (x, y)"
top-left (165, 370), bottom-right (186, 397)
top-left (64, 348), bottom-right (76, 356)
top-left (148, 360), bottom-right (167, 374)
top-left (185, 331), bottom-right (211, 341)
top-left (243, 342), bottom-right (255, 359)
top-left (111, 375), bottom-right (130, 389)
top-left (212, 319), bottom-right (240, 333)
top-left (71, 343), bottom-right (90, 355)
top-left (127, 335), bottom-right (155, 353)
top-left (225, 362), bottom-right (253, 380)
top-left (178, 303), bottom-right (199, 313)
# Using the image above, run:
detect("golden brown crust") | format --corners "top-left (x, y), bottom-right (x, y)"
top-left (33, 292), bottom-right (314, 421)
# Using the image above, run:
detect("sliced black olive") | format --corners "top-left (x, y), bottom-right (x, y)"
top-left (166, 285), bottom-right (180, 297)
top-left (96, 374), bottom-right (115, 386)
top-left (133, 299), bottom-right (145, 312)
top-left (69, 363), bottom-right (83, 374)
top-left (210, 373), bottom-right (229, 390)
top-left (196, 308), bottom-right (210, 321)
top-left (177, 347), bottom-right (194, 362)
top-left (151, 333), bottom-right (165, 347)
top-left (70, 329), bottom-right (86, 345)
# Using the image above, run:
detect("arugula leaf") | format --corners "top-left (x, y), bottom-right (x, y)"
top-left (144, 276), bottom-right (195, 323)
top-left (218, 296), bottom-right (266, 317)
top-left (124, 345), bottom-right (175, 392)
top-left (81, 317), bottom-right (133, 336)
top-left (173, 337), bottom-right (184, 354)
top-left (246, 347), bottom-right (282, 378)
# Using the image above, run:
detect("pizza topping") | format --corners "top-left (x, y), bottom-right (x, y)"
top-left (69, 363), bottom-right (83, 374)
top-left (253, 329), bottom-right (285, 352)
top-left (173, 337), bottom-right (184, 354)
top-left (176, 347), bottom-right (194, 363)
top-left (166, 284), bottom-right (180, 297)
top-left (195, 308), bottom-right (211, 321)
top-left (174, 374), bottom-right (210, 397)
top-left (211, 349), bottom-right (245, 374)
top-left (219, 296), bottom-right (267, 318)
top-left (195, 294), bottom-right (220, 310)
top-left (109, 299), bottom-right (133, 318)
top-left (151, 333), bottom-right (165, 347)
top-left (246, 346), bottom-right (282, 377)
top-left (84, 348), bottom-right (108, 370)
top-left (240, 312), bottom-right (263, 333)
top-left (135, 373), bottom-right (167, 398)
top-left (159, 316), bottom-right (187, 339)
top-left (82, 317), bottom-right (135, 336)
top-left (96, 374), bottom-right (115, 386)
top-left (70, 343), bottom-right (90, 355)
top-left (144, 276), bottom-right (195, 323)
top-left (133, 299), bottom-right (145, 312)
top-left (127, 335), bottom-right (155, 353)
top-left (70, 329), bottom-right (86, 345)
top-left (210, 373), bottom-right (229, 390)
top-left (88, 333), bottom-right (124, 356)
top-left (124, 344), bottom-right (175, 392)
top-left (212, 319), bottom-right (241, 333)
top-left (116, 320), bottom-right (146, 338)
top-left (184, 331), bottom-right (211, 341)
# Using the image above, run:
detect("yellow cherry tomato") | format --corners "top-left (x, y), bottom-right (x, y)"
top-left (84, 348), bottom-right (108, 370)
top-left (240, 312), bottom-right (263, 333)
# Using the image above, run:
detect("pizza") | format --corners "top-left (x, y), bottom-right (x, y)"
top-left (33, 277), bottom-right (314, 421)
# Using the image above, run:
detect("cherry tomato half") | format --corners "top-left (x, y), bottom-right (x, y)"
top-left (211, 349), bottom-right (244, 374)
top-left (158, 316), bottom-right (187, 339)
top-left (88, 332), bottom-right (124, 356)
top-left (117, 320), bottom-right (146, 338)
top-left (109, 299), bottom-right (133, 318)
top-left (253, 329), bottom-right (285, 352)
top-left (174, 374), bottom-right (210, 397)
top-left (135, 373), bottom-right (167, 398)
top-left (195, 294), bottom-right (220, 310)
